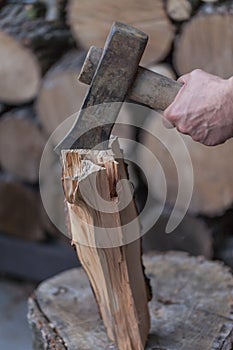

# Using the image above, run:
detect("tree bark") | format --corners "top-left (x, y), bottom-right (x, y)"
top-left (0, 3), bottom-right (75, 73)
top-left (0, 2), bottom-right (75, 104)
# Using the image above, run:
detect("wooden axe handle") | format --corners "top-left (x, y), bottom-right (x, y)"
top-left (79, 46), bottom-right (182, 111)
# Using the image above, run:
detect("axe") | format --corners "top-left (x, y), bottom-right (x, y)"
top-left (55, 21), bottom-right (182, 152)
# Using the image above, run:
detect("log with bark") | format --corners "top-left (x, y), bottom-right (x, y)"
top-left (0, 107), bottom-right (46, 183)
top-left (0, 3), bottom-right (75, 73)
top-left (28, 252), bottom-right (233, 350)
top-left (67, 0), bottom-right (175, 65)
top-left (173, 3), bottom-right (233, 78)
top-left (61, 139), bottom-right (151, 350)
top-left (0, 3), bottom-right (75, 104)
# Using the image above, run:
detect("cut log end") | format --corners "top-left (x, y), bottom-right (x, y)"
top-left (0, 31), bottom-right (41, 104)
top-left (67, 0), bottom-right (175, 65)
top-left (174, 12), bottom-right (233, 78)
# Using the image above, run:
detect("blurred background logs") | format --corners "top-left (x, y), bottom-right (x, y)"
top-left (0, 0), bottom-right (233, 283)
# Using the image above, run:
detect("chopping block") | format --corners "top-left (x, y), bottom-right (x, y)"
top-left (28, 252), bottom-right (233, 350)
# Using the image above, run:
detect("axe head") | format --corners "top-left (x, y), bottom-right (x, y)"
top-left (55, 22), bottom-right (148, 152)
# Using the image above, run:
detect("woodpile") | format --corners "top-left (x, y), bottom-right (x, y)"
top-left (0, 0), bottom-right (232, 275)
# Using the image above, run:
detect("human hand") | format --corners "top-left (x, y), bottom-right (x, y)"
top-left (163, 69), bottom-right (233, 146)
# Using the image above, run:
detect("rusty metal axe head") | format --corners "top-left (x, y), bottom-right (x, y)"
top-left (55, 21), bottom-right (148, 152)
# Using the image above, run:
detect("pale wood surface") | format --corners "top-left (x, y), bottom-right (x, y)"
top-left (28, 252), bottom-right (233, 349)
top-left (61, 140), bottom-right (151, 350)
top-left (36, 50), bottom-right (87, 137)
top-left (67, 0), bottom-right (175, 65)
top-left (0, 31), bottom-right (40, 104)
top-left (174, 11), bottom-right (233, 78)
top-left (166, 0), bottom-right (200, 21)
top-left (0, 108), bottom-right (45, 183)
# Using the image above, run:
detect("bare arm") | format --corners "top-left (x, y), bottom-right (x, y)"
top-left (164, 69), bottom-right (233, 146)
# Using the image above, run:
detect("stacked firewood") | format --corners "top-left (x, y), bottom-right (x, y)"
top-left (0, 0), bottom-right (232, 264)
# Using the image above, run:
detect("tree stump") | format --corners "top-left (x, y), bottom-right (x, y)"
top-left (28, 252), bottom-right (233, 350)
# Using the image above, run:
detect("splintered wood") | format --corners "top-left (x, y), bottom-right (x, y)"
top-left (61, 140), bottom-right (151, 350)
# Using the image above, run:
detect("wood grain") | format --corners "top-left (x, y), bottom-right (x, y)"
top-left (28, 252), bottom-right (233, 350)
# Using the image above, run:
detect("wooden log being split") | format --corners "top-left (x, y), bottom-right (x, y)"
top-left (67, 0), bottom-right (175, 65)
top-left (36, 50), bottom-right (87, 137)
top-left (174, 6), bottom-right (233, 78)
top-left (28, 252), bottom-right (233, 349)
top-left (61, 139), bottom-right (151, 350)
top-left (0, 108), bottom-right (45, 183)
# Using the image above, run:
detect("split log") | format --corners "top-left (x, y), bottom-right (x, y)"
top-left (166, 0), bottom-right (200, 21)
top-left (137, 114), bottom-right (233, 216)
top-left (67, 0), bottom-right (175, 65)
top-left (61, 140), bottom-right (151, 350)
top-left (0, 176), bottom-right (44, 241)
top-left (36, 50), bottom-right (87, 137)
top-left (173, 6), bottom-right (233, 78)
top-left (28, 252), bottom-right (233, 350)
top-left (0, 108), bottom-right (46, 183)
